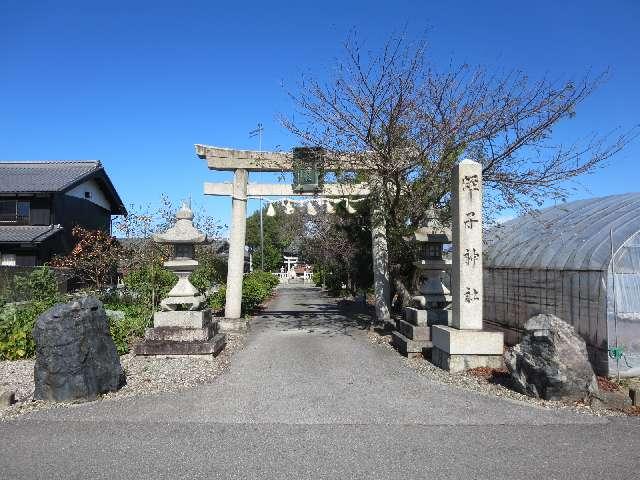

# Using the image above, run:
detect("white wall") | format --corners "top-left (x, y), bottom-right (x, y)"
top-left (65, 179), bottom-right (111, 211)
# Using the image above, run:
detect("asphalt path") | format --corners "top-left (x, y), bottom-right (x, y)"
top-left (1, 284), bottom-right (639, 479)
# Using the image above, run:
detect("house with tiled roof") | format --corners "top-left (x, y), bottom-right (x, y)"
top-left (0, 160), bottom-right (126, 266)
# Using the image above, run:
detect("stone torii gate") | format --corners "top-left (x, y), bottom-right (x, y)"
top-left (196, 144), bottom-right (391, 330)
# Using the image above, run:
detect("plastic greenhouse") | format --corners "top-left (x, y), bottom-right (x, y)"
top-left (484, 193), bottom-right (640, 376)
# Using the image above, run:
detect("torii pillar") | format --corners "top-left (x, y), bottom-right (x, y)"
top-left (225, 168), bottom-right (248, 321)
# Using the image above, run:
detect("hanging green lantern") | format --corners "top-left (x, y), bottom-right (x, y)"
top-left (292, 147), bottom-right (323, 193)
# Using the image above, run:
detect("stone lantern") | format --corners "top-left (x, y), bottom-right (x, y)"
top-left (153, 202), bottom-right (206, 311)
top-left (391, 213), bottom-right (452, 358)
top-left (409, 222), bottom-right (452, 315)
top-left (133, 201), bottom-right (226, 357)
top-left (292, 147), bottom-right (323, 193)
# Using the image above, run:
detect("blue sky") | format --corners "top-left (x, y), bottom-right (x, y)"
top-left (1, 1), bottom-right (638, 234)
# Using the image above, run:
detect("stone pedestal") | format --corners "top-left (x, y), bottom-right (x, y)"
top-left (392, 306), bottom-right (448, 358)
top-left (431, 326), bottom-right (504, 372)
top-left (134, 309), bottom-right (226, 356)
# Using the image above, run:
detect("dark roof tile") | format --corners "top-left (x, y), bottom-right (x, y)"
top-left (0, 161), bottom-right (102, 193)
top-left (0, 225), bottom-right (63, 243)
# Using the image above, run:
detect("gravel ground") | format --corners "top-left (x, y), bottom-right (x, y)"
top-left (0, 333), bottom-right (245, 420)
top-left (367, 329), bottom-right (631, 417)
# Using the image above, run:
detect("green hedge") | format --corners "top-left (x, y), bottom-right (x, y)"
top-left (103, 301), bottom-right (152, 355)
top-left (0, 267), bottom-right (62, 360)
top-left (122, 264), bottom-right (177, 308)
top-left (207, 270), bottom-right (279, 315)
top-left (0, 266), bottom-right (277, 360)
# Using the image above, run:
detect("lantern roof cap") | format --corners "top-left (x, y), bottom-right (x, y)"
top-left (404, 212), bottom-right (451, 243)
top-left (153, 201), bottom-right (207, 244)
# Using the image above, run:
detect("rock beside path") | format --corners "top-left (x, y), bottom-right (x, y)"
top-left (0, 389), bottom-right (15, 408)
top-left (33, 296), bottom-right (125, 402)
top-left (505, 314), bottom-right (598, 401)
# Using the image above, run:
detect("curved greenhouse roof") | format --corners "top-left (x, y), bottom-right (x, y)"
top-left (486, 193), bottom-right (640, 270)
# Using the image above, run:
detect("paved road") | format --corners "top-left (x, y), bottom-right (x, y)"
top-left (1, 284), bottom-right (639, 479)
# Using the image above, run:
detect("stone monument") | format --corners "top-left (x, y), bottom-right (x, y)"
top-left (431, 160), bottom-right (504, 372)
top-left (134, 202), bottom-right (226, 356)
top-left (33, 296), bottom-right (125, 402)
top-left (392, 216), bottom-right (452, 357)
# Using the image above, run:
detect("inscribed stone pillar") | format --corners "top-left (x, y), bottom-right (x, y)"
top-left (371, 192), bottom-right (391, 324)
top-left (224, 168), bottom-right (248, 319)
top-left (431, 159), bottom-right (503, 372)
top-left (451, 159), bottom-right (483, 330)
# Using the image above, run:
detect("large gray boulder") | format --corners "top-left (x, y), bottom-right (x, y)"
top-left (33, 296), bottom-right (125, 402)
top-left (505, 314), bottom-right (598, 401)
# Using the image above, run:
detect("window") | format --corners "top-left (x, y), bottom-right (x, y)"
top-left (0, 200), bottom-right (30, 224)
top-left (0, 201), bottom-right (14, 222)
top-left (422, 243), bottom-right (442, 259)
top-left (0, 254), bottom-right (16, 266)
top-left (16, 255), bottom-right (36, 267)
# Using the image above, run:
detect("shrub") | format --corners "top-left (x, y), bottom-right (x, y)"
top-left (312, 270), bottom-right (324, 287)
top-left (49, 226), bottom-right (122, 289)
top-left (13, 267), bottom-right (60, 302)
top-left (123, 263), bottom-right (177, 308)
top-left (324, 270), bottom-right (345, 296)
top-left (206, 271), bottom-right (279, 315)
top-left (190, 253), bottom-right (227, 293)
top-left (207, 285), bottom-right (226, 311)
top-left (103, 301), bottom-right (152, 355)
top-left (0, 267), bottom-right (62, 360)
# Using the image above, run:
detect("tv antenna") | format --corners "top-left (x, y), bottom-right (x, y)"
top-left (249, 122), bottom-right (265, 270)
top-left (249, 122), bottom-right (264, 153)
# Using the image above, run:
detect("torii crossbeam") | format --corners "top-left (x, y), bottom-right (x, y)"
top-left (197, 144), bottom-right (391, 329)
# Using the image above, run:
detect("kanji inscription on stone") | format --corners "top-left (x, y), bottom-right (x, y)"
top-left (464, 211), bottom-right (479, 229)
top-left (462, 174), bottom-right (479, 197)
top-left (464, 248), bottom-right (480, 266)
top-left (464, 287), bottom-right (479, 303)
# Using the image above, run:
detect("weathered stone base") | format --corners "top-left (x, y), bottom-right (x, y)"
top-left (143, 324), bottom-right (217, 342)
top-left (430, 325), bottom-right (504, 372)
top-left (397, 319), bottom-right (430, 341)
top-left (404, 307), bottom-right (451, 327)
top-left (391, 331), bottom-right (431, 358)
top-left (383, 318), bottom-right (398, 331)
top-left (392, 306), bottom-right (452, 357)
top-left (154, 309), bottom-right (212, 328)
top-left (427, 309), bottom-right (451, 326)
top-left (134, 309), bottom-right (227, 357)
top-left (431, 347), bottom-right (503, 373)
top-left (219, 318), bottom-right (249, 333)
top-left (404, 307), bottom-right (427, 326)
top-left (134, 333), bottom-right (226, 356)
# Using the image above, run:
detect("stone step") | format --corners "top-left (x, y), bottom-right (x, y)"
top-left (391, 331), bottom-right (431, 358)
top-left (133, 333), bottom-right (226, 356)
top-left (403, 307), bottom-right (427, 326)
top-left (143, 324), bottom-right (218, 342)
top-left (403, 306), bottom-right (451, 327)
top-left (397, 319), bottom-right (430, 341)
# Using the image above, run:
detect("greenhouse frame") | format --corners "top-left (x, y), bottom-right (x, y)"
top-left (484, 193), bottom-right (640, 376)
